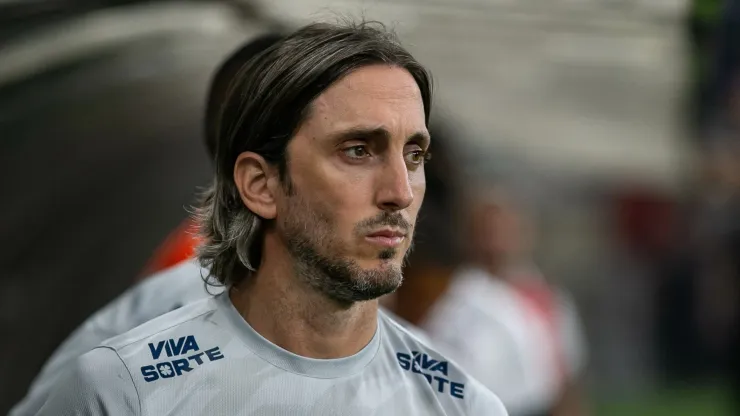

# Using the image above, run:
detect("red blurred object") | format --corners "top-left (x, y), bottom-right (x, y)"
top-left (511, 276), bottom-right (567, 385)
top-left (138, 218), bottom-right (201, 279)
top-left (613, 187), bottom-right (677, 255)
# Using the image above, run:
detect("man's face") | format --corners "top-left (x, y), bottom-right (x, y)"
top-left (275, 65), bottom-right (429, 304)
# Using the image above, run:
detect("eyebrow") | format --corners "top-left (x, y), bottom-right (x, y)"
top-left (328, 126), bottom-right (431, 147)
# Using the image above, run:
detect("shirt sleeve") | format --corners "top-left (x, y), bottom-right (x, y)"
top-left (35, 347), bottom-right (140, 416)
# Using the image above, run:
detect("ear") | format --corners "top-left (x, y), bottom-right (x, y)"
top-left (233, 152), bottom-right (278, 220)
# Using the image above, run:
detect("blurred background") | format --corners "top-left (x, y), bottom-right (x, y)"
top-left (1, 0), bottom-right (738, 415)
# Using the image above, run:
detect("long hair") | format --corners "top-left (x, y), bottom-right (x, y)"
top-left (196, 21), bottom-right (433, 287)
top-left (203, 32), bottom-right (286, 161)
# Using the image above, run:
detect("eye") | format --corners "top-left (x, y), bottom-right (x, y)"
top-left (343, 145), bottom-right (370, 159)
top-left (405, 149), bottom-right (430, 165)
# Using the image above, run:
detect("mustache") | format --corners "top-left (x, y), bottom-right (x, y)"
top-left (356, 212), bottom-right (413, 234)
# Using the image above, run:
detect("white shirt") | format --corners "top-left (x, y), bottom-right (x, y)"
top-left (37, 292), bottom-right (507, 416)
top-left (422, 267), bottom-right (587, 416)
top-left (9, 260), bottom-right (436, 416)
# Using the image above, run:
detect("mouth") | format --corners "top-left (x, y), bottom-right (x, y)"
top-left (365, 228), bottom-right (406, 248)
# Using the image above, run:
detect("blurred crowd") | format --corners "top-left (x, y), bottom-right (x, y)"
top-left (1, 0), bottom-right (739, 415)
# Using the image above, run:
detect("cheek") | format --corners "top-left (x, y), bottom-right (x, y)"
top-left (295, 153), bottom-right (368, 205)
top-left (313, 168), bottom-right (374, 225)
top-left (330, 193), bottom-right (370, 239)
top-left (295, 180), bottom-right (363, 241)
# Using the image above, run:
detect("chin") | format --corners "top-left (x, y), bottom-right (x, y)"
top-left (355, 255), bottom-right (400, 271)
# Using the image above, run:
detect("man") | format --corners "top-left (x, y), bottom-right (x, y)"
top-left (11, 31), bottom-right (428, 416)
top-left (421, 187), bottom-right (588, 416)
top-left (36, 22), bottom-right (507, 415)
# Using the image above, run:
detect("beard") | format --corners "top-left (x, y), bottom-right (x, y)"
top-left (277, 182), bottom-right (412, 306)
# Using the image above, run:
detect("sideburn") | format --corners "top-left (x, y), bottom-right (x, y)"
top-left (277, 152), bottom-right (294, 196)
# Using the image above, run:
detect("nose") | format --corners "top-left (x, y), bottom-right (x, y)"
top-left (375, 154), bottom-right (414, 212)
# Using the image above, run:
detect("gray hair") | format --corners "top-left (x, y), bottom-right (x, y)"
top-left (195, 21), bottom-right (433, 287)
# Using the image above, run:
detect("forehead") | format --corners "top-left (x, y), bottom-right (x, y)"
top-left (305, 65), bottom-right (427, 135)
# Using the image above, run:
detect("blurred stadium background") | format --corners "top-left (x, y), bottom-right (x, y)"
top-left (1, 0), bottom-right (738, 415)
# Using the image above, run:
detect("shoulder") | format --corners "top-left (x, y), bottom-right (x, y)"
top-left (379, 312), bottom-right (508, 415)
top-left (378, 307), bottom-right (433, 344)
top-left (126, 260), bottom-right (218, 311)
top-left (75, 347), bottom-right (134, 383)
top-left (36, 347), bottom-right (140, 415)
top-left (102, 295), bottom-right (220, 353)
top-left (89, 260), bottom-right (217, 335)
top-left (379, 309), bottom-right (436, 350)
top-left (100, 295), bottom-right (235, 385)
top-left (464, 376), bottom-right (510, 415)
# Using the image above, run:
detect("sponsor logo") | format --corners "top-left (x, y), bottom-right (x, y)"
top-left (139, 335), bottom-right (224, 382)
top-left (396, 351), bottom-right (465, 399)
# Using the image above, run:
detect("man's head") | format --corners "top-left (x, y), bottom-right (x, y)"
top-left (197, 21), bottom-right (433, 305)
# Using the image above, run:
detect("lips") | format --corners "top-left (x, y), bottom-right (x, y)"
top-left (368, 229), bottom-right (405, 238)
top-left (365, 229), bottom-right (406, 248)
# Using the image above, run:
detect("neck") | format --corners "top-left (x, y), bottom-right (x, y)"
top-left (229, 237), bottom-right (378, 359)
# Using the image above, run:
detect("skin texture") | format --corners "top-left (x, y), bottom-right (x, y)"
top-left (230, 64), bottom-right (430, 359)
